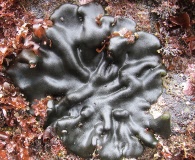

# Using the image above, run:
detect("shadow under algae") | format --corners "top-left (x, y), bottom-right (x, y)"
top-left (7, 2), bottom-right (171, 160)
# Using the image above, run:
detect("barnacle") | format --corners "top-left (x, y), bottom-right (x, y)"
top-left (7, 3), bottom-right (171, 160)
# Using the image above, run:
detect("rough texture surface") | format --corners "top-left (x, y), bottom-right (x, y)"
top-left (7, 2), bottom-right (171, 160)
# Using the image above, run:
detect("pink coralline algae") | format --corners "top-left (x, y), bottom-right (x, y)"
top-left (183, 64), bottom-right (195, 96)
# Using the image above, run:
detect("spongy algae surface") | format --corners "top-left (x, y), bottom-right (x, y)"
top-left (7, 2), bottom-right (171, 160)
